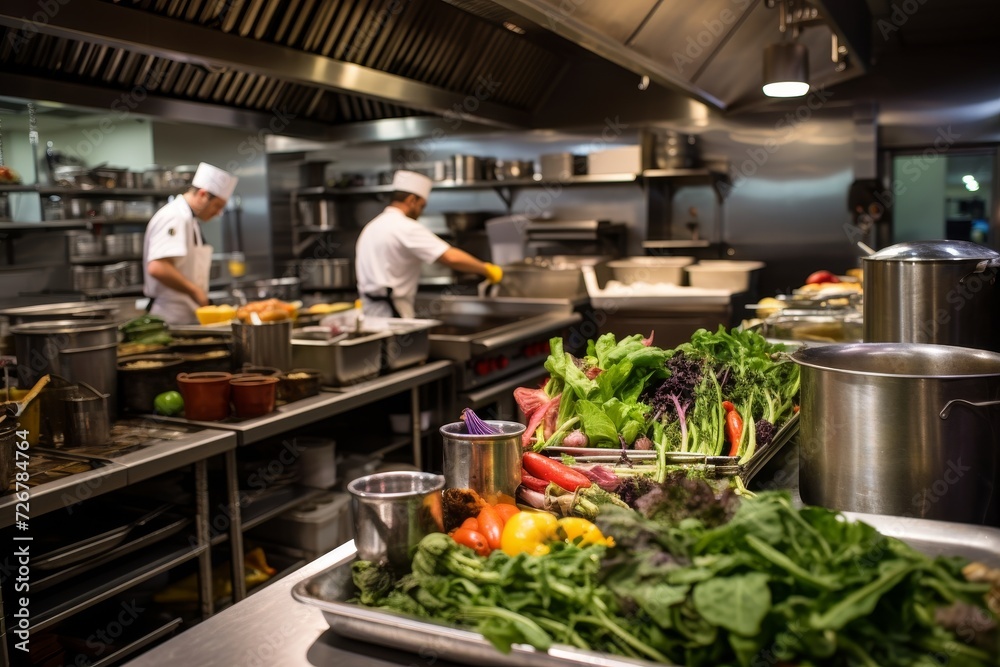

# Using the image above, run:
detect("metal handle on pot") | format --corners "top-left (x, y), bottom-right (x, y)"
top-left (940, 399), bottom-right (1000, 419)
top-left (973, 258), bottom-right (1000, 274)
top-left (60, 342), bottom-right (119, 355)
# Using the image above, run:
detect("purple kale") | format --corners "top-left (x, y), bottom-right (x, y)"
top-left (756, 419), bottom-right (776, 447)
top-left (641, 353), bottom-right (704, 422)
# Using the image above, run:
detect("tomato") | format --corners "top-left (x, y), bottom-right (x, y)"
top-left (805, 270), bottom-right (839, 285)
top-left (493, 503), bottom-right (520, 524)
top-left (477, 505), bottom-right (504, 551)
top-left (460, 517), bottom-right (480, 532)
top-left (451, 528), bottom-right (491, 556)
top-left (153, 391), bottom-right (184, 416)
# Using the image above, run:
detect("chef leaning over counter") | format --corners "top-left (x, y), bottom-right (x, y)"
top-left (355, 169), bottom-right (503, 318)
top-left (142, 162), bottom-right (239, 325)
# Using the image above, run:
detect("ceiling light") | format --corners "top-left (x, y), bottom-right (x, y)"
top-left (966, 181), bottom-right (980, 192)
top-left (962, 174), bottom-right (976, 183)
top-left (502, 21), bottom-right (525, 35)
top-left (763, 42), bottom-right (809, 97)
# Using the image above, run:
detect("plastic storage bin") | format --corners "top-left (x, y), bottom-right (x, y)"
top-left (685, 260), bottom-right (765, 292)
top-left (248, 492), bottom-right (352, 559)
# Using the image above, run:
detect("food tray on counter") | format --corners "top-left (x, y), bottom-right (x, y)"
top-left (293, 513), bottom-right (1000, 667)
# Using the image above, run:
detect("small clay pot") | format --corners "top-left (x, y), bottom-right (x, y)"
top-left (176, 371), bottom-right (233, 421)
top-left (230, 376), bottom-right (279, 418)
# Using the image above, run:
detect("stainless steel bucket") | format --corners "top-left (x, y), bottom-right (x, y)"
top-left (232, 320), bottom-right (293, 371)
top-left (440, 420), bottom-right (525, 505)
top-left (793, 343), bottom-right (1000, 526)
top-left (0, 417), bottom-right (16, 492)
top-left (348, 471), bottom-right (444, 573)
top-left (61, 382), bottom-right (111, 447)
top-left (12, 320), bottom-right (119, 421)
top-left (863, 240), bottom-right (1000, 352)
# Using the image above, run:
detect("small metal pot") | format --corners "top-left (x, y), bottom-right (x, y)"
top-left (296, 199), bottom-right (338, 230)
top-left (794, 343), bottom-right (1000, 526)
top-left (240, 277), bottom-right (302, 301)
top-left (863, 240), bottom-right (1000, 352)
top-left (295, 258), bottom-right (353, 290)
top-left (72, 265), bottom-right (104, 290)
top-left (60, 382), bottom-right (111, 447)
top-left (104, 232), bottom-right (143, 257)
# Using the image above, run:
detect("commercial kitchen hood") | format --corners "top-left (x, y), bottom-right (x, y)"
top-left (1, 0), bottom-right (998, 140)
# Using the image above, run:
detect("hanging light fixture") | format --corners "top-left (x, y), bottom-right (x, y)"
top-left (762, 0), bottom-right (810, 97)
top-left (763, 42), bottom-right (810, 97)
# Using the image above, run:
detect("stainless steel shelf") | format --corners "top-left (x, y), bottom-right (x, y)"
top-left (37, 187), bottom-right (182, 197)
top-left (642, 239), bottom-right (713, 249)
top-left (240, 485), bottom-right (327, 532)
top-left (296, 173), bottom-right (639, 197)
top-left (0, 460), bottom-right (129, 529)
top-left (0, 217), bottom-right (108, 231)
top-left (33, 541), bottom-right (206, 632)
top-left (0, 184), bottom-right (36, 193)
top-left (70, 253), bottom-right (142, 265)
top-left (108, 427), bottom-right (239, 485)
top-left (147, 360), bottom-right (455, 445)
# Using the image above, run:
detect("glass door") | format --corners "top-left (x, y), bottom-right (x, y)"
top-left (890, 148), bottom-right (996, 247)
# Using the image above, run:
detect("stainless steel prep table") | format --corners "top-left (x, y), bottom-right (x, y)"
top-left (124, 540), bottom-right (471, 667)
top-left (149, 359), bottom-right (456, 450)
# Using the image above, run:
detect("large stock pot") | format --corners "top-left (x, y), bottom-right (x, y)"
top-left (793, 343), bottom-right (1000, 526)
top-left (862, 240), bottom-right (1000, 351)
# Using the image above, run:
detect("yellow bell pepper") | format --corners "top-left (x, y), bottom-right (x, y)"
top-left (500, 512), bottom-right (615, 555)
top-left (556, 517), bottom-right (615, 548)
top-left (501, 511), bottom-right (558, 556)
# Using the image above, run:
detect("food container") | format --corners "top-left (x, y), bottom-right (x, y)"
top-left (196, 305), bottom-right (238, 325)
top-left (539, 153), bottom-right (587, 179)
top-left (361, 317), bottom-right (439, 373)
top-left (0, 417), bottom-right (17, 491)
top-left (607, 256), bottom-right (695, 285)
top-left (500, 260), bottom-right (588, 299)
top-left (232, 320), bottom-right (293, 371)
top-left (793, 343), bottom-right (1000, 526)
top-left (142, 166), bottom-right (172, 189)
top-left (68, 198), bottom-right (99, 218)
top-left (237, 277), bottom-right (302, 302)
top-left (761, 313), bottom-right (863, 345)
top-left (100, 200), bottom-right (126, 221)
top-left (685, 260), bottom-right (766, 292)
top-left (863, 240), bottom-right (1000, 352)
top-left (292, 330), bottom-right (392, 386)
top-left (12, 319), bottom-right (119, 421)
top-left (67, 232), bottom-right (104, 260)
top-left (171, 165), bottom-right (199, 188)
top-left (440, 420), bottom-right (524, 506)
top-left (60, 381), bottom-right (111, 447)
top-left (295, 437), bottom-right (337, 489)
top-left (230, 376), bottom-right (278, 418)
top-left (176, 371), bottom-right (232, 421)
top-left (296, 200), bottom-right (339, 230)
top-left (117, 353), bottom-right (185, 414)
top-left (103, 232), bottom-right (143, 256)
top-left (277, 368), bottom-right (322, 402)
top-left (295, 258), bottom-right (353, 289)
top-left (101, 261), bottom-right (132, 289)
top-left (348, 471), bottom-right (444, 573)
top-left (248, 493), bottom-right (352, 559)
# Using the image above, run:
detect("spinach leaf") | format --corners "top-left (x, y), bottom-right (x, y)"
top-left (693, 572), bottom-right (772, 636)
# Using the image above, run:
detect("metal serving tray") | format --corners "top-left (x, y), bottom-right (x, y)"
top-left (291, 330), bottom-right (392, 386)
top-left (293, 514), bottom-right (1000, 667)
top-left (542, 412), bottom-right (799, 484)
top-left (362, 316), bottom-right (441, 372)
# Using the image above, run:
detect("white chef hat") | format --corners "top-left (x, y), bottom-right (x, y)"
top-left (192, 162), bottom-right (239, 200)
top-left (391, 170), bottom-right (432, 200)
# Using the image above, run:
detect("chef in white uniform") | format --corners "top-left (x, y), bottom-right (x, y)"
top-left (356, 170), bottom-right (502, 318)
top-left (143, 162), bottom-right (238, 324)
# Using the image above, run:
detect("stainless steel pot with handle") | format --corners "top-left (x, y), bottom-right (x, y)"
top-left (793, 343), bottom-right (1000, 526)
top-left (862, 240), bottom-right (1000, 352)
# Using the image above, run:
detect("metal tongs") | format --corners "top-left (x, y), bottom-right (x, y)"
top-left (477, 279), bottom-right (500, 298)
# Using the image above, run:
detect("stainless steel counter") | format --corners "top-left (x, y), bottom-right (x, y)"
top-left (124, 541), bottom-right (470, 667)
top-left (149, 360), bottom-right (456, 445)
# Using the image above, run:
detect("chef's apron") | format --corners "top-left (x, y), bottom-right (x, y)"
top-left (150, 219), bottom-right (213, 325)
top-left (361, 288), bottom-right (405, 318)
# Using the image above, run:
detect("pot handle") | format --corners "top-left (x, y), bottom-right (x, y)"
top-left (940, 398), bottom-right (1000, 419)
top-left (972, 258), bottom-right (1000, 274)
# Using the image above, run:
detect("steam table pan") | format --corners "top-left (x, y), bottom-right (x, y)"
top-left (293, 513), bottom-right (1000, 667)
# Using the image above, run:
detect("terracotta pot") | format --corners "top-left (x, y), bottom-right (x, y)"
top-left (176, 371), bottom-right (233, 421)
top-left (230, 376), bottom-right (278, 418)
